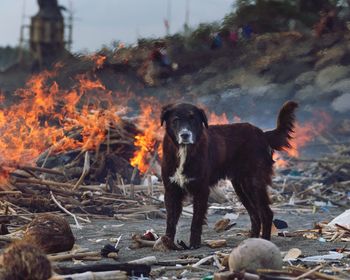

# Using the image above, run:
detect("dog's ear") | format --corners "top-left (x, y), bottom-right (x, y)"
top-left (160, 104), bottom-right (174, 126)
top-left (198, 108), bottom-right (209, 128)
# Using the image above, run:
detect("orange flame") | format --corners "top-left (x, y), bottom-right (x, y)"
top-left (88, 54), bottom-right (107, 69)
top-left (209, 112), bottom-right (229, 125)
top-left (274, 111), bottom-right (331, 168)
top-left (0, 67), bottom-right (124, 183)
top-left (130, 102), bottom-right (163, 173)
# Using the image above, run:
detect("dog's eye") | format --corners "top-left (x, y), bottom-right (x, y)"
top-left (172, 118), bottom-right (179, 124)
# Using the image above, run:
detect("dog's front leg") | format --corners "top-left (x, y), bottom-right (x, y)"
top-left (190, 187), bottom-right (209, 249)
top-left (164, 185), bottom-right (184, 241)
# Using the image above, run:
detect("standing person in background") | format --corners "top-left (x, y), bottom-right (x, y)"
top-left (210, 32), bottom-right (223, 50)
top-left (242, 23), bottom-right (253, 39)
top-left (228, 29), bottom-right (238, 47)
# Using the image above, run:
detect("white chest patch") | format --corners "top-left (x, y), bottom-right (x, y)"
top-left (170, 146), bottom-right (192, 188)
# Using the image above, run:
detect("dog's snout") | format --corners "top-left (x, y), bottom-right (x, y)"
top-left (178, 128), bottom-right (193, 144)
top-left (180, 131), bottom-right (190, 140)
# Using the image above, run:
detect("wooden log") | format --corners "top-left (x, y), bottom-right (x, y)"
top-left (18, 165), bottom-right (65, 176)
top-left (54, 263), bottom-right (151, 277)
top-left (130, 235), bottom-right (155, 249)
top-left (13, 178), bottom-right (75, 189)
top-left (157, 258), bottom-right (199, 266)
top-left (0, 191), bottom-right (22, 195)
top-left (128, 256), bottom-right (157, 265)
top-left (48, 251), bottom-right (101, 262)
top-left (50, 270), bottom-right (127, 280)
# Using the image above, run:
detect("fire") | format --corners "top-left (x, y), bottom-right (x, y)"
top-left (130, 102), bottom-right (163, 174)
top-left (0, 67), bottom-right (125, 183)
top-left (88, 54), bottom-right (107, 70)
top-left (209, 112), bottom-right (229, 125)
top-left (274, 111), bottom-right (331, 168)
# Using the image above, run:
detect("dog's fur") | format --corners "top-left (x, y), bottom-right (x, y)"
top-left (161, 101), bottom-right (298, 248)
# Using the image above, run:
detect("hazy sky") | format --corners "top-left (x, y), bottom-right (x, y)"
top-left (1, 0), bottom-right (234, 53)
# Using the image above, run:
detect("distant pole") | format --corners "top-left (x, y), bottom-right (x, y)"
top-left (184, 0), bottom-right (190, 35)
top-left (18, 0), bottom-right (27, 63)
top-left (185, 0), bottom-right (190, 26)
top-left (67, 0), bottom-right (73, 51)
top-left (166, 0), bottom-right (172, 35)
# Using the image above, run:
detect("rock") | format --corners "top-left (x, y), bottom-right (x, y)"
top-left (315, 65), bottom-right (350, 88)
top-left (315, 45), bottom-right (347, 70)
top-left (23, 213), bottom-right (75, 254)
top-left (269, 60), bottom-right (311, 83)
top-left (0, 241), bottom-right (52, 280)
top-left (331, 93), bottom-right (350, 113)
top-left (295, 71), bottom-right (316, 87)
top-left (314, 33), bottom-right (342, 49)
top-left (232, 69), bottom-right (271, 89)
top-left (229, 238), bottom-right (282, 273)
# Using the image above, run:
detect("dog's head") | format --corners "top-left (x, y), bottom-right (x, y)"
top-left (161, 103), bottom-right (208, 145)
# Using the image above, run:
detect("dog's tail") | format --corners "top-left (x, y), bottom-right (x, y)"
top-left (264, 101), bottom-right (298, 151)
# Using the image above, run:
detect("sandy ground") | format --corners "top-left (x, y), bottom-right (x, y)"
top-left (56, 206), bottom-right (348, 279)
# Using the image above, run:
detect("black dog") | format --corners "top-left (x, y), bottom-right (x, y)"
top-left (160, 102), bottom-right (298, 248)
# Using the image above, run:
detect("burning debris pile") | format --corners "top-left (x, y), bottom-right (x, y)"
top-left (0, 59), bottom-right (166, 221)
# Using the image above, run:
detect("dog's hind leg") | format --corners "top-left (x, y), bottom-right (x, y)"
top-left (190, 187), bottom-right (210, 248)
top-left (248, 177), bottom-right (273, 240)
top-left (165, 185), bottom-right (184, 241)
top-left (232, 179), bottom-right (261, 238)
top-left (257, 189), bottom-right (273, 240)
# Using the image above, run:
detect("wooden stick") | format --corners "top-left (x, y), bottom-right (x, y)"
top-left (50, 270), bottom-right (127, 280)
top-left (18, 165), bottom-right (65, 176)
top-left (289, 266), bottom-right (341, 280)
top-left (129, 167), bottom-right (138, 200)
top-left (192, 255), bottom-right (213, 268)
top-left (0, 191), bottom-right (22, 195)
top-left (40, 146), bottom-right (54, 168)
top-left (106, 125), bottom-right (111, 155)
top-left (293, 264), bottom-right (324, 280)
top-left (50, 191), bottom-right (84, 228)
top-left (48, 251), bottom-right (101, 262)
top-left (14, 177), bottom-right (74, 189)
top-left (131, 235), bottom-right (155, 248)
top-left (335, 223), bottom-right (350, 233)
top-left (73, 152), bottom-right (90, 190)
top-left (0, 235), bottom-right (21, 242)
top-left (128, 256), bottom-right (157, 265)
top-left (54, 263), bottom-right (151, 277)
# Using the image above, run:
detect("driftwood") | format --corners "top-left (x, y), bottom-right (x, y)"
top-left (54, 263), bottom-right (151, 277)
top-left (48, 251), bottom-right (101, 262)
top-left (50, 270), bottom-right (127, 280)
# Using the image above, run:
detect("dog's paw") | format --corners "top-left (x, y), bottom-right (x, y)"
top-left (177, 240), bottom-right (190, 250)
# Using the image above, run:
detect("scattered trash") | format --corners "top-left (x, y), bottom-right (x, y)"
top-left (283, 248), bottom-right (302, 262)
top-left (300, 251), bottom-right (344, 262)
top-left (204, 239), bottom-right (227, 248)
top-left (273, 219), bottom-right (288, 229)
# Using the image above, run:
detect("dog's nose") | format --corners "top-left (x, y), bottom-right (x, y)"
top-left (180, 132), bottom-right (190, 141)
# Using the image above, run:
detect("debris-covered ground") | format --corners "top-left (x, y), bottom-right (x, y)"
top-left (1, 150), bottom-right (350, 279)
